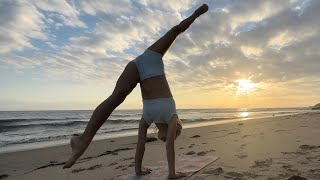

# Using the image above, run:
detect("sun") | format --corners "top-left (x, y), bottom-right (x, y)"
top-left (236, 79), bottom-right (255, 94)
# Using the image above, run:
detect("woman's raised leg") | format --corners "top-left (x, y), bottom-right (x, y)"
top-left (147, 4), bottom-right (208, 56)
top-left (63, 61), bottom-right (140, 168)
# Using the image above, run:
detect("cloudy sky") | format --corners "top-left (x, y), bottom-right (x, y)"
top-left (0, 0), bottom-right (319, 110)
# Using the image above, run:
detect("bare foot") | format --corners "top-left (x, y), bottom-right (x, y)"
top-left (194, 4), bottom-right (209, 17)
top-left (63, 136), bottom-right (90, 168)
top-left (168, 172), bottom-right (188, 179)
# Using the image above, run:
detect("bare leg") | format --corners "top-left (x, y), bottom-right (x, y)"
top-left (63, 61), bottom-right (139, 168)
top-left (148, 4), bottom-right (209, 56)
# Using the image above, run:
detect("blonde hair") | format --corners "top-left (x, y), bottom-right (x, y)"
top-left (175, 118), bottom-right (182, 138)
top-left (153, 118), bottom-right (183, 139)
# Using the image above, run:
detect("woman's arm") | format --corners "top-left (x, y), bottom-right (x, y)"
top-left (135, 119), bottom-right (151, 175)
top-left (166, 115), bottom-right (187, 179)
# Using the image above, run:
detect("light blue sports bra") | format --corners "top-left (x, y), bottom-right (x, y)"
top-left (132, 49), bottom-right (165, 81)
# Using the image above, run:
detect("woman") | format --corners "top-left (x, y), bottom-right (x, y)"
top-left (64, 4), bottom-right (208, 179)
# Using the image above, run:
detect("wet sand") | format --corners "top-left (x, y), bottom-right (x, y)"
top-left (0, 112), bottom-right (319, 180)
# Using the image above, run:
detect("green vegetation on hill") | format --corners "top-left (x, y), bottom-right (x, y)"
top-left (312, 103), bottom-right (320, 110)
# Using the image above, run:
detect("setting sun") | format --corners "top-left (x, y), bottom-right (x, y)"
top-left (236, 79), bottom-right (255, 94)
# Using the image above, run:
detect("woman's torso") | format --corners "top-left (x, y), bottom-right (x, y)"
top-left (140, 75), bottom-right (172, 100)
top-left (132, 49), bottom-right (173, 100)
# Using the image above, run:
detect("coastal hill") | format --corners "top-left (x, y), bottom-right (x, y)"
top-left (312, 103), bottom-right (320, 110)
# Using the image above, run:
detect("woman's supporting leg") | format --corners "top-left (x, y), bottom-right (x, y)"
top-left (63, 61), bottom-right (140, 168)
top-left (147, 4), bottom-right (208, 56)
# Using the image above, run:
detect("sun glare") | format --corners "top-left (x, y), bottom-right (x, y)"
top-left (240, 112), bottom-right (249, 117)
top-left (236, 79), bottom-right (255, 94)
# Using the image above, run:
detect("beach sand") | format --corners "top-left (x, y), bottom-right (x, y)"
top-left (0, 112), bottom-right (320, 180)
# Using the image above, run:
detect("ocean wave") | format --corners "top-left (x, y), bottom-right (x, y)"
top-left (0, 119), bottom-right (140, 133)
top-left (0, 117), bottom-right (86, 124)
top-left (181, 117), bottom-right (240, 123)
top-left (0, 126), bottom-right (139, 147)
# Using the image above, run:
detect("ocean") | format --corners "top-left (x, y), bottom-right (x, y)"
top-left (0, 107), bottom-right (314, 153)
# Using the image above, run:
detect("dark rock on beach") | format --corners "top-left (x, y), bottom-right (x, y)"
top-left (286, 175), bottom-right (308, 180)
top-left (0, 174), bottom-right (9, 179)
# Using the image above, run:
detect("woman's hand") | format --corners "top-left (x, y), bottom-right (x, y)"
top-left (136, 167), bottom-right (152, 175)
top-left (168, 172), bottom-right (188, 179)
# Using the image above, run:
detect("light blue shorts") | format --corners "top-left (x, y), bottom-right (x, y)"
top-left (143, 97), bottom-right (177, 125)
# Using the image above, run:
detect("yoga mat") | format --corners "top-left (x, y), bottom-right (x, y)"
top-left (111, 155), bottom-right (219, 180)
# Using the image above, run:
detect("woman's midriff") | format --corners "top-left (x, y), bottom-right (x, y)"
top-left (140, 75), bottom-right (172, 100)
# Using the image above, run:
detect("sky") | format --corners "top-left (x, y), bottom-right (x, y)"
top-left (0, 0), bottom-right (319, 111)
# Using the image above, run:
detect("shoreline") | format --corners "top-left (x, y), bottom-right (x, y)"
top-left (1, 112), bottom-right (320, 179)
top-left (0, 110), bottom-right (314, 154)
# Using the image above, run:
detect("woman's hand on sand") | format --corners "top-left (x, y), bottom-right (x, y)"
top-left (168, 172), bottom-right (188, 179)
top-left (194, 4), bottom-right (209, 17)
top-left (136, 167), bottom-right (152, 175)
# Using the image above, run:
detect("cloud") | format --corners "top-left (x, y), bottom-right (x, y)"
top-left (34, 0), bottom-right (86, 28)
top-left (0, 1), bottom-right (46, 53)
top-left (166, 0), bottom-right (320, 88)
top-left (0, 0), bottom-right (319, 109)
top-left (0, 0), bottom-right (86, 54)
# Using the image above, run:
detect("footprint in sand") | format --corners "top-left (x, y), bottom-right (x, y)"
top-left (203, 167), bottom-right (224, 175)
top-left (108, 162), bottom-right (118, 167)
top-left (87, 164), bottom-right (102, 170)
top-left (192, 176), bottom-right (206, 180)
top-left (191, 135), bottom-right (201, 138)
top-left (242, 171), bottom-right (261, 178)
top-left (224, 171), bottom-right (244, 179)
top-left (228, 132), bottom-right (238, 135)
top-left (235, 154), bottom-right (248, 159)
top-left (128, 163), bottom-right (135, 167)
top-left (197, 151), bottom-right (207, 156)
top-left (206, 149), bottom-right (215, 153)
top-left (188, 144), bottom-right (195, 148)
top-left (275, 129), bottom-right (286, 132)
top-left (120, 157), bottom-right (134, 161)
top-left (72, 168), bottom-right (86, 173)
top-left (72, 164), bottom-right (103, 173)
top-left (185, 151), bottom-right (196, 155)
top-left (299, 145), bottom-right (320, 150)
top-left (115, 165), bottom-right (125, 169)
top-left (251, 158), bottom-right (273, 168)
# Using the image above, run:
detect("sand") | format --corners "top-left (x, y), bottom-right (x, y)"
top-left (0, 112), bottom-right (320, 180)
